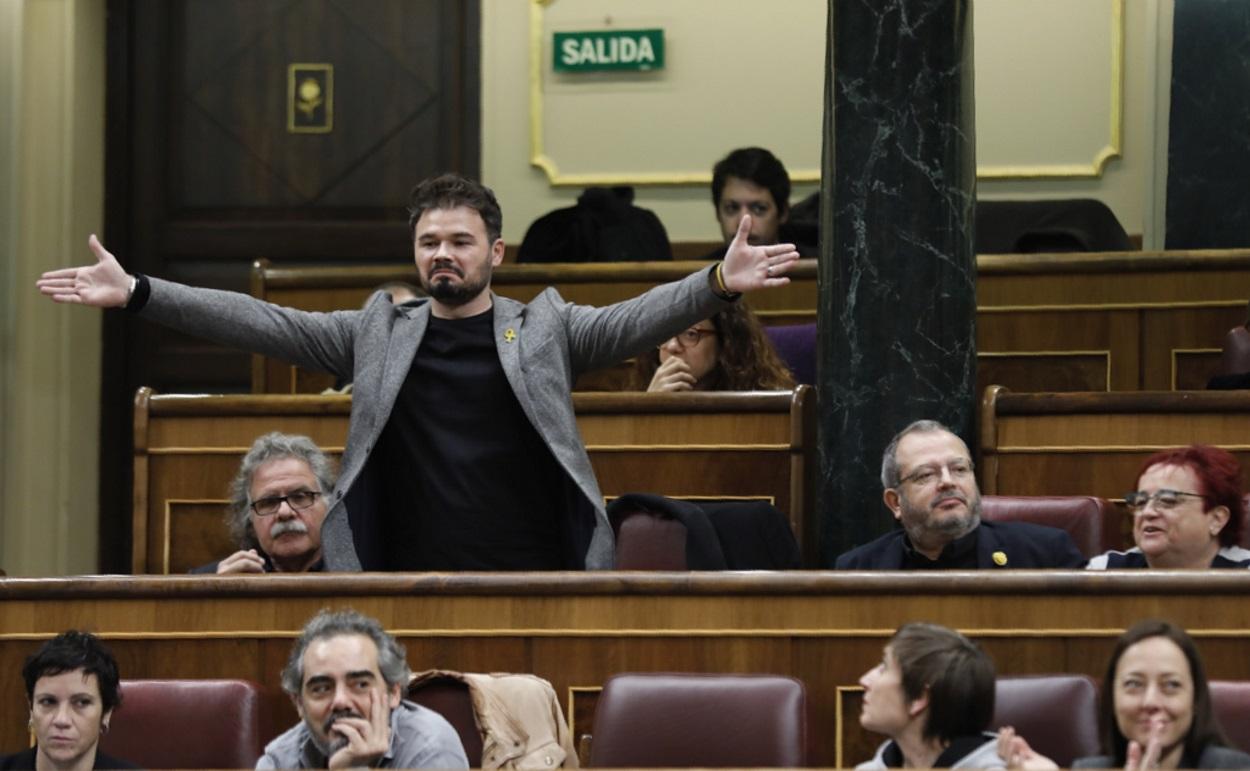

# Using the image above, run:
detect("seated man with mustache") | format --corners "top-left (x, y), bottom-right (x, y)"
top-left (835, 420), bottom-right (1085, 570)
top-left (193, 432), bottom-right (333, 574)
top-left (258, 609), bottom-right (467, 769)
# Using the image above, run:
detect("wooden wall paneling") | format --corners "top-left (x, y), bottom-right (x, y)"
top-left (980, 389), bottom-right (1250, 501)
top-left (976, 352), bottom-right (1111, 394)
top-left (975, 308), bottom-right (1141, 391)
top-left (247, 252), bottom-right (1250, 395)
top-left (133, 389), bottom-right (814, 572)
top-left (1173, 350), bottom-right (1223, 390)
top-left (1139, 305), bottom-right (1245, 390)
top-left (104, 0), bottom-right (481, 569)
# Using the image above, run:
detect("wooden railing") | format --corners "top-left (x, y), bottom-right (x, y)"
top-left (3, 572), bottom-right (1250, 766)
top-left (132, 387), bottom-right (817, 573)
top-left (248, 250), bottom-right (1250, 394)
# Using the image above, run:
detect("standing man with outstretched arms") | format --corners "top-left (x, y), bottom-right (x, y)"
top-left (38, 174), bottom-right (799, 571)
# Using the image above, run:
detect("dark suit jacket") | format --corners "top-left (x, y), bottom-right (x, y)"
top-left (834, 519), bottom-right (1086, 569)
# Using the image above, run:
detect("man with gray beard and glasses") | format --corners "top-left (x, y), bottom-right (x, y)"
top-left (192, 432), bottom-right (333, 574)
top-left (835, 420), bottom-right (1085, 569)
top-left (257, 610), bottom-right (467, 769)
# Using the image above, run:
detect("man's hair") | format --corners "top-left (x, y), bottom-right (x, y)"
top-left (281, 609), bottom-right (412, 696)
top-left (23, 631), bottom-right (122, 712)
top-left (711, 147), bottom-right (791, 215)
top-left (880, 419), bottom-right (955, 489)
top-left (890, 622), bottom-right (995, 744)
top-left (407, 173), bottom-right (503, 243)
top-left (228, 432), bottom-right (336, 550)
top-left (1101, 620), bottom-right (1228, 766)
top-left (1135, 445), bottom-right (1246, 547)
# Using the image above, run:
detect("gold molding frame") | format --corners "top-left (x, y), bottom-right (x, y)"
top-left (834, 685), bottom-right (863, 768)
top-left (978, 349), bottom-right (1112, 391)
top-left (529, 0), bottom-right (1124, 185)
top-left (162, 498), bottom-right (228, 574)
top-left (1171, 347), bottom-right (1221, 390)
top-left (287, 63), bottom-right (334, 134)
top-left (975, 0), bottom-right (1124, 179)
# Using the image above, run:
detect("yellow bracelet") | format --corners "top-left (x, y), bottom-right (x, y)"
top-left (714, 262), bottom-right (732, 295)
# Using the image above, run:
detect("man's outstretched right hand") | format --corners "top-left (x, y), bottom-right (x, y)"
top-left (36, 234), bottom-right (132, 308)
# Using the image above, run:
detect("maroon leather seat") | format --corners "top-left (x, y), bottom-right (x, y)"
top-left (99, 679), bottom-right (275, 769)
top-left (588, 673), bottom-right (807, 767)
top-left (992, 675), bottom-right (1100, 767)
top-left (407, 675), bottom-right (484, 766)
top-left (1211, 681), bottom-right (1250, 753)
top-left (614, 510), bottom-right (688, 569)
top-left (981, 495), bottom-right (1117, 558)
top-left (1221, 325), bottom-right (1250, 375)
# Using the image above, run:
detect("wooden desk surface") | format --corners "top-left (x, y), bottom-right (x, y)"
top-left (4, 572), bottom-right (1250, 765)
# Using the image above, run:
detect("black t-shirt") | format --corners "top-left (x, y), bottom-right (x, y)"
top-left (376, 308), bottom-right (567, 570)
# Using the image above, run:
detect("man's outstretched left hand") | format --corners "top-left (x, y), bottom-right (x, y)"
top-left (720, 214), bottom-right (801, 294)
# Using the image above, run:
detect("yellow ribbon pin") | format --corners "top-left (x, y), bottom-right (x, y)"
top-left (504, 328), bottom-right (517, 343)
top-left (991, 551), bottom-right (1008, 566)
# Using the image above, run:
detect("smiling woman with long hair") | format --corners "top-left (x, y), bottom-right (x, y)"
top-left (1000, 620), bottom-right (1250, 771)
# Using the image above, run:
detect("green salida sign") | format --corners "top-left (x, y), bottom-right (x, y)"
top-left (553, 29), bottom-right (665, 73)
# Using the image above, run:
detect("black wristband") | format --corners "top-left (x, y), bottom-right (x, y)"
top-left (124, 273), bottom-right (151, 312)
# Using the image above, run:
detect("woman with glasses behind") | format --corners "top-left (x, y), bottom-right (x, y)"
top-left (1087, 445), bottom-right (1250, 569)
top-left (635, 301), bottom-right (794, 392)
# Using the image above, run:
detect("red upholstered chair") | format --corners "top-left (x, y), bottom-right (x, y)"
top-left (407, 675), bottom-right (484, 766)
top-left (1220, 325), bottom-right (1250, 375)
top-left (587, 673), bottom-right (807, 767)
top-left (99, 679), bottom-right (275, 769)
top-left (1210, 681), bottom-right (1250, 753)
top-left (981, 495), bottom-right (1117, 558)
top-left (614, 510), bottom-right (688, 569)
top-left (992, 675), bottom-right (1100, 768)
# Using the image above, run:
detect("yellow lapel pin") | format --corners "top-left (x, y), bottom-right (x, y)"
top-left (504, 328), bottom-right (517, 343)
top-left (991, 551), bottom-right (1008, 566)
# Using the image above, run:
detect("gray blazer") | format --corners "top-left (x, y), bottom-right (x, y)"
top-left (141, 267), bottom-right (729, 570)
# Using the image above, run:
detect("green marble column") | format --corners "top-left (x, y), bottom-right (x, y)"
top-left (817, 0), bottom-right (977, 565)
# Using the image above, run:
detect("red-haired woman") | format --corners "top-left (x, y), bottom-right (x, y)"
top-left (1087, 445), bottom-right (1250, 569)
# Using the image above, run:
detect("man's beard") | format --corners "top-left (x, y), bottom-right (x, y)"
top-left (900, 490), bottom-right (982, 542)
top-left (422, 262), bottom-right (490, 307)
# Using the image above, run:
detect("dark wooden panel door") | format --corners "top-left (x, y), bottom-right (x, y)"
top-left (100, 0), bottom-right (479, 570)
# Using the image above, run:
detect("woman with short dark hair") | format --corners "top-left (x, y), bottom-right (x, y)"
top-left (0, 631), bottom-right (138, 771)
top-left (857, 622), bottom-right (1002, 769)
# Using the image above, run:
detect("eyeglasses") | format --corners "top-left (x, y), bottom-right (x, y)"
top-left (250, 490), bottom-right (322, 517)
top-left (1123, 489), bottom-right (1206, 511)
top-left (662, 328), bottom-right (717, 349)
top-left (898, 460), bottom-right (975, 488)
